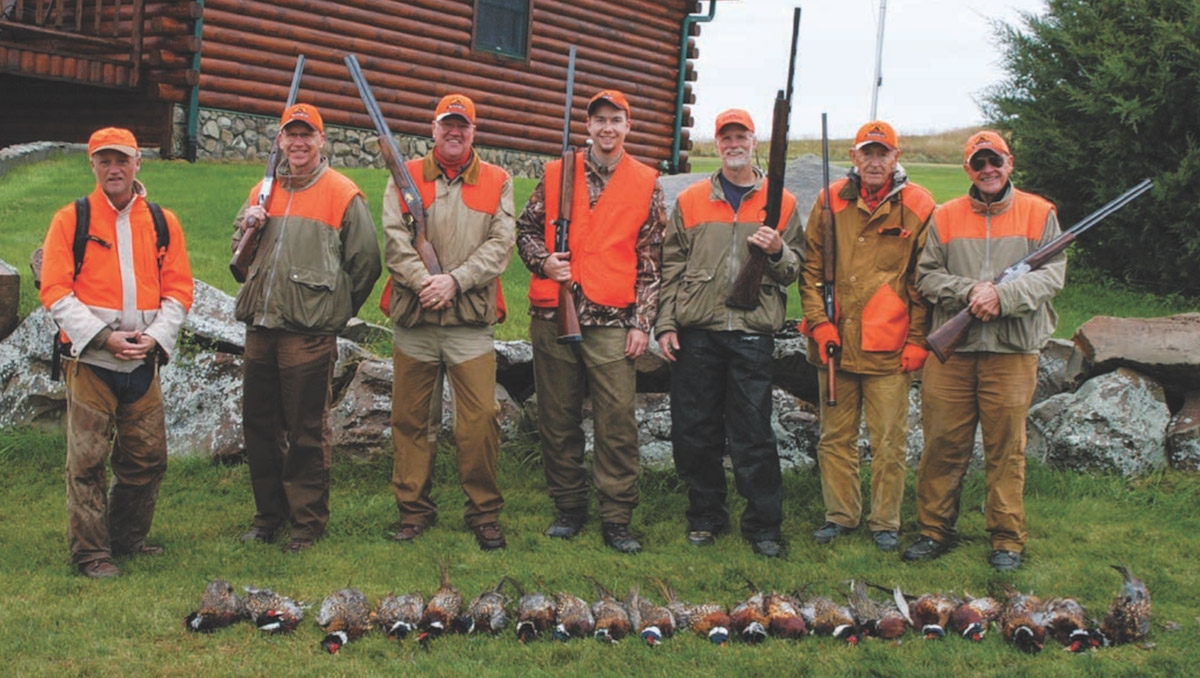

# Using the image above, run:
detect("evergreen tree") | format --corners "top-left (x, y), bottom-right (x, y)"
top-left (982, 0), bottom-right (1200, 294)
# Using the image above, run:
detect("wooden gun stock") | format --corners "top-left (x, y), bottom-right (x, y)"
top-left (230, 54), bottom-right (305, 283)
top-left (554, 150), bottom-right (583, 344)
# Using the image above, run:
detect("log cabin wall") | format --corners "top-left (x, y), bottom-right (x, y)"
top-left (194, 0), bottom-right (700, 172)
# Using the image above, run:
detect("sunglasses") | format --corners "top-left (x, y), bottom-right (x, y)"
top-left (969, 154), bottom-right (1006, 171)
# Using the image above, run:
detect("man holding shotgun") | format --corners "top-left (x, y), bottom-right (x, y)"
top-left (800, 121), bottom-right (935, 553)
top-left (516, 89), bottom-right (666, 554)
top-left (232, 104), bottom-right (381, 554)
top-left (904, 131), bottom-right (1063, 571)
top-left (655, 109), bottom-right (803, 558)
top-left (384, 94), bottom-right (515, 551)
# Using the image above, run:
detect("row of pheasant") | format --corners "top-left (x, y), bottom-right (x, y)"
top-left (185, 564), bottom-right (1150, 655)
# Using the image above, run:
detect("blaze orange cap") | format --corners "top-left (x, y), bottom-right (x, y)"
top-left (715, 108), bottom-right (755, 136)
top-left (854, 120), bottom-right (899, 151)
top-left (88, 127), bottom-right (139, 157)
top-left (280, 103), bottom-right (324, 134)
top-left (435, 93), bottom-right (476, 125)
top-left (963, 130), bottom-right (1011, 161)
top-left (587, 89), bottom-right (631, 117)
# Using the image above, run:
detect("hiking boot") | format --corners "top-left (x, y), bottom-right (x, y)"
top-left (544, 511), bottom-right (586, 539)
top-left (80, 559), bottom-right (120, 579)
top-left (902, 536), bottom-right (951, 562)
top-left (473, 522), bottom-right (507, 551)
top-left (239, 527), bottom-right (276, 544)
top-left (990, 550), bottom-right (1022, 571)
top-left (812, 522), bottom-right (854, 544)
top-left (872, 531), bottom-right (900, 552)
top-left (601, 522), bottom-right (641, 554)
top-left (751, 539), bottom-right (783, 558)
top-left (390, 524), bottom-right (426, 543)
top-left (282, 539), bottom-right (314, 554)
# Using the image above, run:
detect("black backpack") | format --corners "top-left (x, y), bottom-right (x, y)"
top-left (32, 196), bottom-right (170, 289)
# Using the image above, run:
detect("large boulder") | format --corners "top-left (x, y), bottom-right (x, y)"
top-left (0, 259), bottom-right (18, 342)
top-left (1068, 314), bottom-right (1200, 396)
top-left (1166, 391), bottom-right (1200, 472)
top-left (1027, 367), bottom-right (1170, 477)
top-left (0, 306), bottom-right (60, 429)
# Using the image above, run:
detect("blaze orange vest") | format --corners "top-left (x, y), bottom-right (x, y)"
top-left (675, 176), bottom-right (797, 231)
top-left (932, 188), bottom-right (1055, 243)
top-left (250, 168), bottom-right (361, 231)
top-left (529, 151), bottom-right (657, 308)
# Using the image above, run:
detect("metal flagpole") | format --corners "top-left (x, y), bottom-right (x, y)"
top-left (870, 0), bottom-right (887, 119)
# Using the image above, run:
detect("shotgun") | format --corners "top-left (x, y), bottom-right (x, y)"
top-left (819, 113), bottom-right (838, 406)
top-left (726, 6), bottom-right (800, 310)
top-left (345, 53), bottom-right (441, 275)
top-left (553, 46), bottom-right (583, 343)
top-left (230, 54), bottom-right (305, 283)
top-left (927, 178), bottom-right (1153, 362)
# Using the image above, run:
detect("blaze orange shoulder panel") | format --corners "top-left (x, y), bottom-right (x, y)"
top-left (255, 170), bottom-right (362, 230)
top-left (933, 189), bottom-right (1054, 243)
top-left (677, 178), bottom-right (797, 231)
top-left (826, 178), bottom-right (853, 214)
top-left (900, 184), bottom-right (936, 221)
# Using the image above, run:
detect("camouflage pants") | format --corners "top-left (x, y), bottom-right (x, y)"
top-left (63, 360), bottom-right (168, 567)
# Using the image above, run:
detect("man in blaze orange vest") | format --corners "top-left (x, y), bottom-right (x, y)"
top-left (232, 104), bottom-right (381, 554)
top-left (655, 109), bottom-right (804, 558)
top-left (904, 131), bottom-right (1063, 572)
top-left (384, 94), bottom-right (515, 551)
top-left (40, 127), bottom-right (194, 578)
top-left (516, 89), bottom-right (667, 553)
top-left (800, 121), bottom-right (935, 553)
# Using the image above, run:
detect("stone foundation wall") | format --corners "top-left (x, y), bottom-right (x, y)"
top-left (171, 105), bottom-right (550, 178)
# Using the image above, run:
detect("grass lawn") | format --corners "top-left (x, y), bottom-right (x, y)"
top-left (1, 427), bottom-right (1198, 676)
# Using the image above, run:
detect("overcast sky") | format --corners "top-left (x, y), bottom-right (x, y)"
top-left (689, 0), bottom-right (1048, 140)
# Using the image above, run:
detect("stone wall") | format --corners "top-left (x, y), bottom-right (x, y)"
top-left (170, 105), bottom-right (551, 178)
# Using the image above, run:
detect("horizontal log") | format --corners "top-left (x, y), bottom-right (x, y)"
top-left (533, 4), bottom-right (685, 62)
top-left (145, 67), bottom-right (198, 87)
top-left (531, 19), bottom-right (679, 81)
top-left (146, 48), bottom-right (191, 69)
top-left (206, 0), bottom-right (471, 43)
top-left (152, 81), bottom-right (187, 101)
top-left (143, 34), bottom-right (200, 53)
top-left (546, 0), bottom-right (685, 34)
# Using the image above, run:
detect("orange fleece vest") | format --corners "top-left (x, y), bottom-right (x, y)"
top-left (250, 168), bottom-right (362, 231)
top-left (529, 151), bottom-right (657, 308)
top-left (933, 189), bottom-right (1055, 243)
top-left (675, 176), bottom-right (797, 231)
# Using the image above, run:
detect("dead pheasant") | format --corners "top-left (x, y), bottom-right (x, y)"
top-left (729, 578), bottom-right (769, 645)
top-left (590, 578), bottom-right (632, 644)
top-left (1041, 596), bottom-right (1098, 652)
top-left (184, 579), bottom-right (246, 633)
top-left (999, 583), bottom-right (1046, 654)
top-left (317, 588), bottom-right (374, 654)
top-left (626, 585), bottom-right (675, 646)
top-left (765, 592), bottom-right (808, 640)
top-left (553, 591), bottom-right (594, 642)
top-left (948, 591), bottom-right (1001, 642)
top-left (796, 590), bottom-right (860, 645)
top-left (376, 591), bottom-right (424, 640)
top-left (419, 564), bottom-right (463, 647)
top-left (243, 585), bottom-right (305, 634)
top-left (1100, 563), bottom-right (1151, 646)
top-left (848, 581), bottom-right (907, 641)
top-left (910, 591), bottom-right (959, 640)
top-left (510, 578), bottom-right (556, 643)
top-left (455, 577), bottom-right (510, 635)
top-left (656, 580), bottom-right (730, 645)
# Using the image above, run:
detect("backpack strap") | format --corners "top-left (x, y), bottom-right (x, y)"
top-left (71, 197), bottom-right (91, 278)
top-left (146, 201), bottom-right (170, 265)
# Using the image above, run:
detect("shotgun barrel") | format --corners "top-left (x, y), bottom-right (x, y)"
top-left (553, 45), bottom-right (583, 343)
top-left (820, 113), bottom-right (838, 406)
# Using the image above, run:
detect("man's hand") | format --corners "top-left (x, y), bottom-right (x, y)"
top-left (419, 274), bottom-right (459, 310)
top-left (748, 225), bottom-right (783, 256)
top-left (900, 343), bottom-right (929, 373)
top-left (541, 251), bottom-right (572, 282)
top-left (242, 205), bottom-right (268, 230)
top-left (968, 281), bottom-right (1001, 322)
top-left (811, 322), bottom-right (841, 365)
top-left (626, 328), bottom-right (649, 359)
top-left (657, 330), bottom-right (680, 363)
top-left (104, 331), bottom-right (157, 361)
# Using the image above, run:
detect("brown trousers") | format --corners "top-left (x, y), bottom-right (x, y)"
top-left (531, 319), bottom-right (639, 524)
top-left (64, 360), bottom-right (167, 566)
top-left (916, 352), bottom-right (1038, 552)
top-left (243, 329), bottom-right (336, 542)
top-left (816, 369), bottom-right (912, 532)
top-left (390, 325), bottom-right (503, 528)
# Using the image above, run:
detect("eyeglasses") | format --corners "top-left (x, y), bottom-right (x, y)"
top-left (969, 154), bottom-right (1006, 171)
